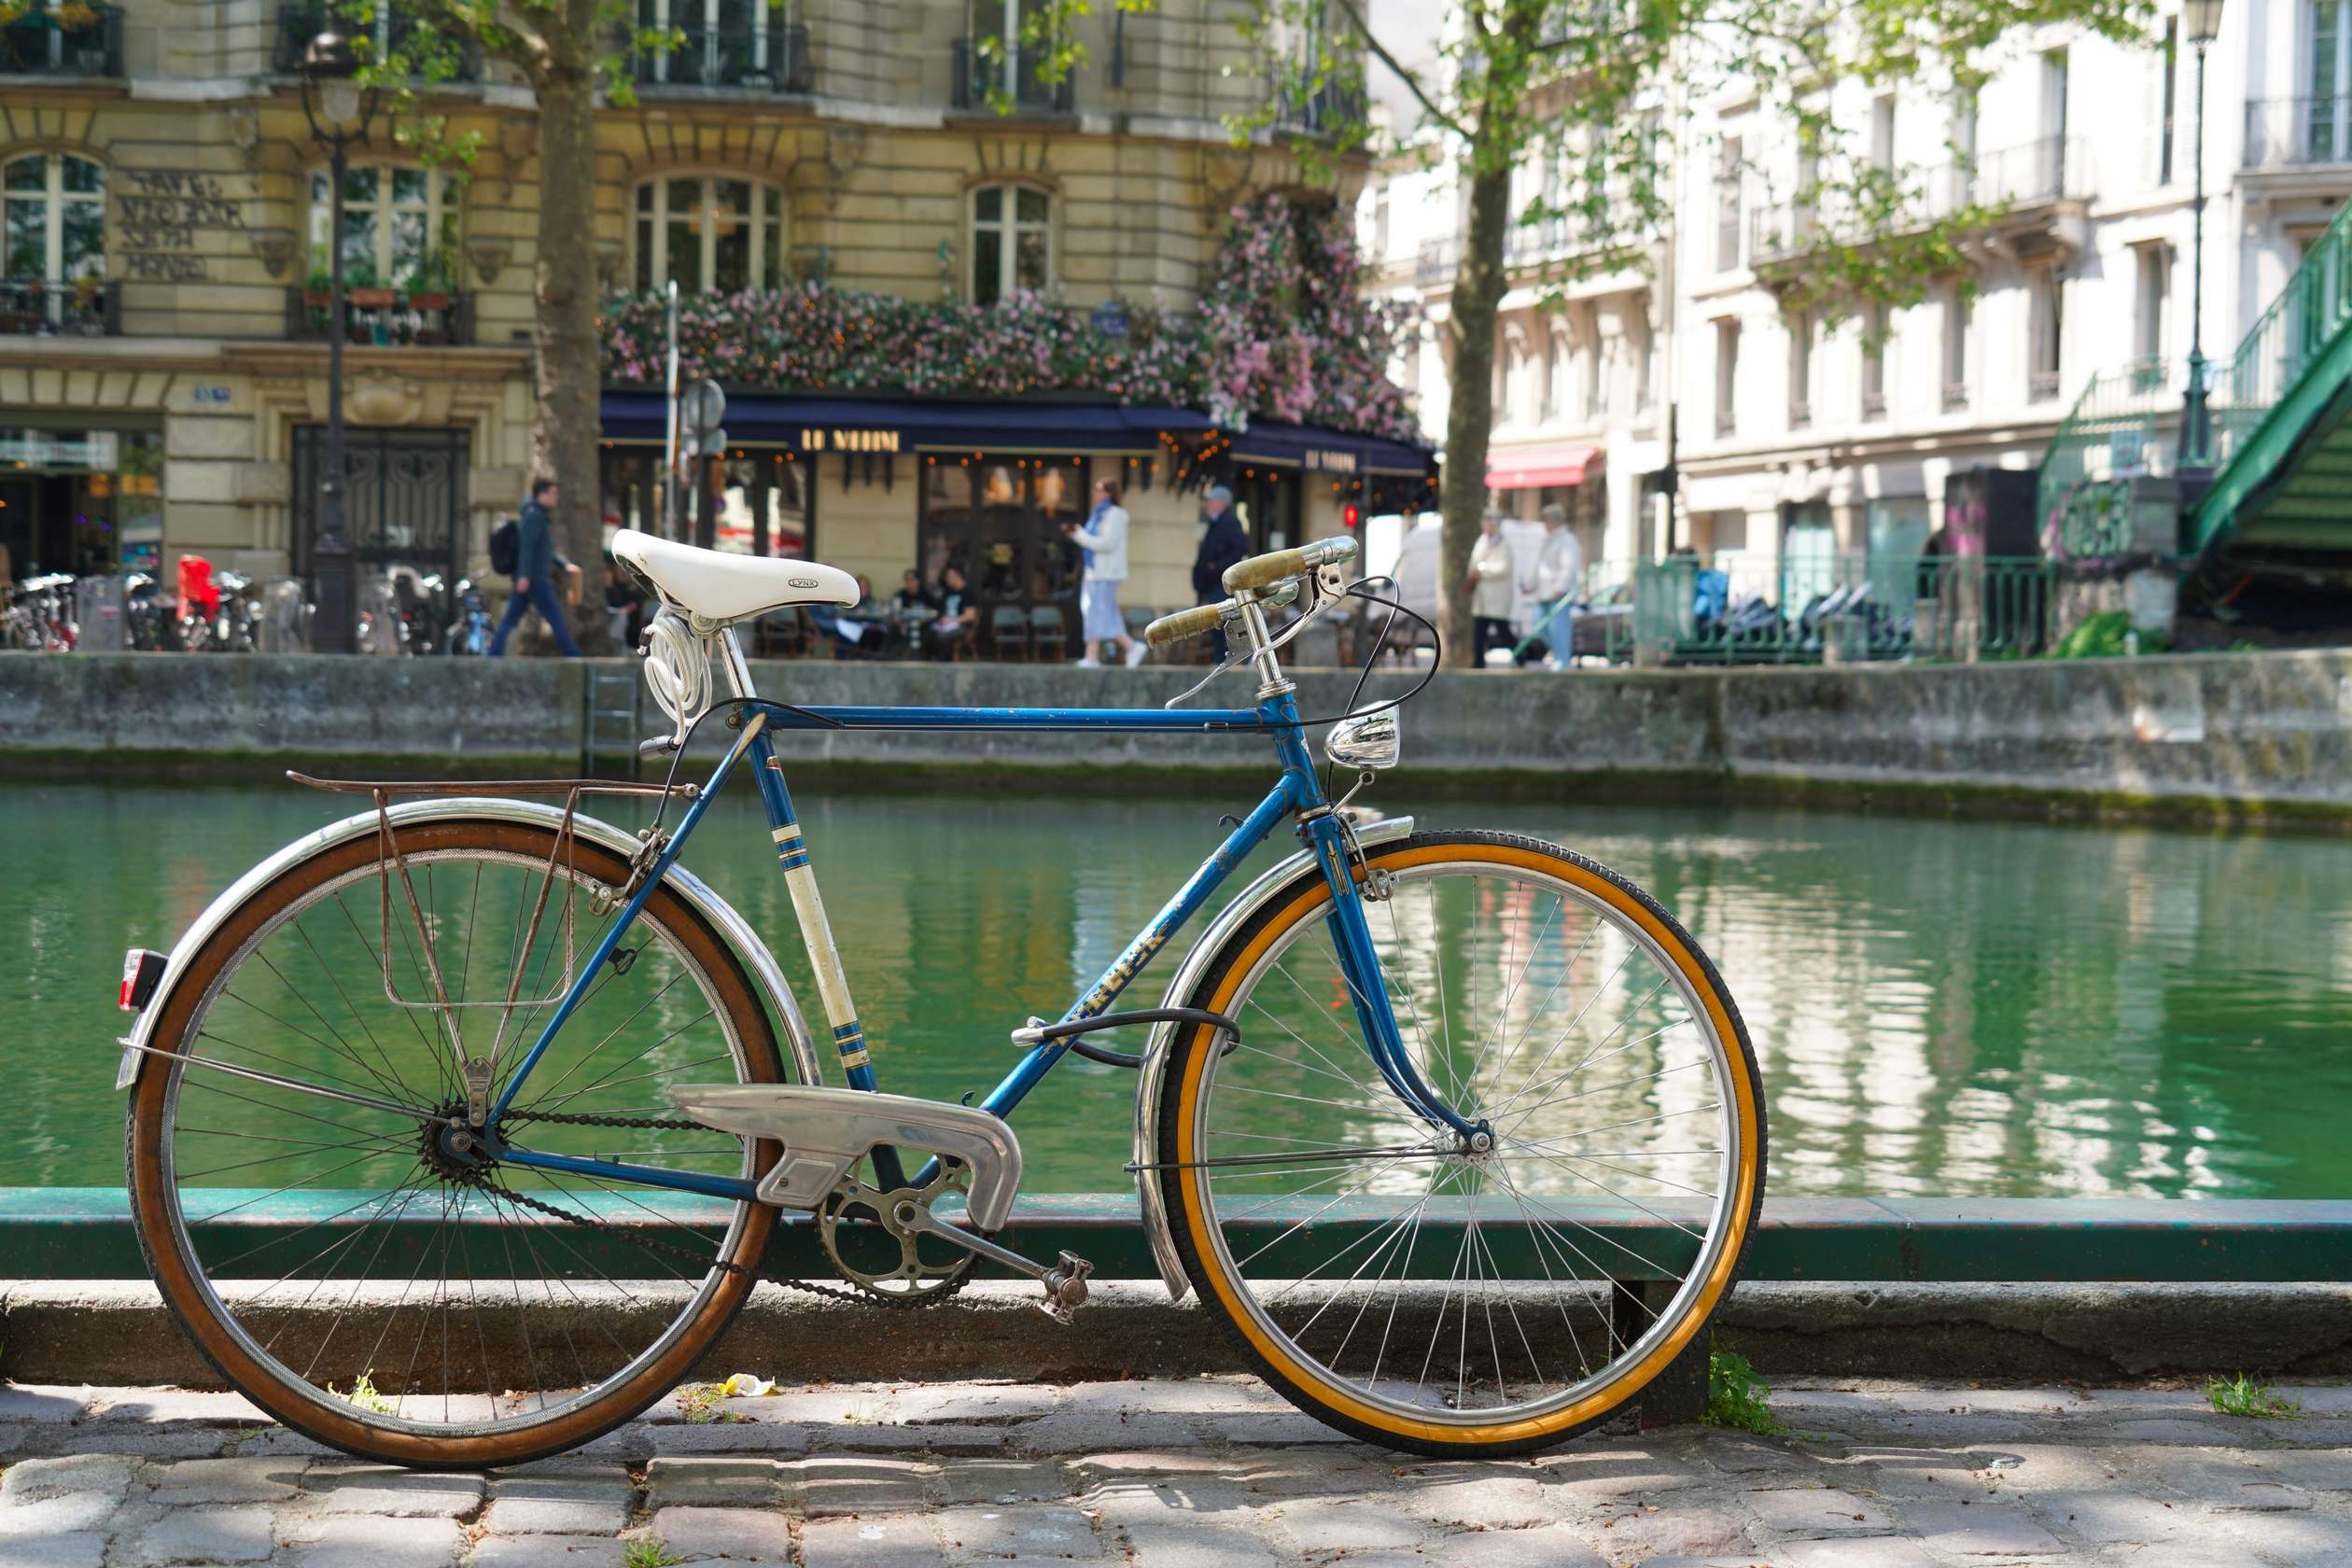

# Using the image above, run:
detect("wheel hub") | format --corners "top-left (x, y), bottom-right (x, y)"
top-left (420, 1099), bottom-right (496, 1184)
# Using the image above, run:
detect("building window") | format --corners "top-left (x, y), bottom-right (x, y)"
top-left (4, 153), bottom-right (105, 284)
top-left (2134, 245), bottom-right (2171, 377)
top-left (2158, 19), bottom-right (2178, 184)
top-left (1787, 308), bottom-right (1813, 428)
top-left (971, 183), bottom-right (1050, 302)
top-left (1942, 288), bottom-right (1970, 411)
top-left (1861, 303), bottom-right (1888, 419)
top-left (2028, 265), bottom-right (2064, 402)
top-left (1715, 317), bottom-right (1741, 437)
top-left (634, 177), bottom-right (787, 293)
top-left (1548, 329), bottom-right (1575, 423)
top-left (311, 164), bottom-right (455, 289)
top-left (1715, 135), bottom-right (1743, 273)
top-left (1869, 95), bottom-right (1897, 172)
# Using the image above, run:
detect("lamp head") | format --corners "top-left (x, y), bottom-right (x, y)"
top-left (2185, 0), bottom-right (2222, 47)
top-left (302, 25), bottom-right (366, 130)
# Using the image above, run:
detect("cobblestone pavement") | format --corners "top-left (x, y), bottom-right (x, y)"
top-left (5, 1377), bottom-right (2352, 1567)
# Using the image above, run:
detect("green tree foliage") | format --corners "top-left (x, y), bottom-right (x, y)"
top-left (1218, 0), bottom-right (2154, 664)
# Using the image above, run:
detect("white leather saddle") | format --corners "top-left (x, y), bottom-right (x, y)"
top-left (611, 528), bottom-right (860, 625)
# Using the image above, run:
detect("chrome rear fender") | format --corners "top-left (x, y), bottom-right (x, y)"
top-left (117, 797), bottom-right (822, 1092)
top-left (1131, 815), bottom-right (1415, 1301)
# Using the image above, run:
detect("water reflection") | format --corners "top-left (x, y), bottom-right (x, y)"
top-left (6, 781), bottom-right (2349, 1197)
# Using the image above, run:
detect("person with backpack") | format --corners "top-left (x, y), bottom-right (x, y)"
top-left (488, 477), bottom-right (581, 657)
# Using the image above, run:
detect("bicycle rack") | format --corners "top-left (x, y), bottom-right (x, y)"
top-left (581, 665), bottom-right (644, 780)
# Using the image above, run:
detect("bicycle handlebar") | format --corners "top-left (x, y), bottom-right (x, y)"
top-left (1143, 602), bottom-right (1227, 648)
top-left (1222, 536), bottom-right (1357, 595)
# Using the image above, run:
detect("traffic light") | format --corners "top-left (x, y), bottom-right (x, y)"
top-left (1341, 502), bottom-right (1362, 530)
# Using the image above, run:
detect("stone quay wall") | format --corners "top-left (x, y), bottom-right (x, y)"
top-left (4, 649), bottom-right (2351, 822)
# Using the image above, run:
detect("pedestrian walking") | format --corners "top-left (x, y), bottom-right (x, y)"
top-left (1466, 507), bottom-right (1516, 666)
top-left (1191, 484), bottom-right (1248, 661)
top-left (1064, 477), bottom-right (1145, 667)
top-left (1530, 502), bottom-right (1583, 669)
top-left (489, 477), bottom-right (581, 658)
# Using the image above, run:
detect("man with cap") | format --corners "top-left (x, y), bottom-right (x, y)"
top-left (1191, 483), bottom-right (1248, 661)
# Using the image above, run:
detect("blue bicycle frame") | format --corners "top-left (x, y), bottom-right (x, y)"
top-left (483, 686), bottom-right (1475, 1205)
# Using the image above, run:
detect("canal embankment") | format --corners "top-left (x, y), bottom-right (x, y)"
top-left (5, 648), bottom-right (2352, 826)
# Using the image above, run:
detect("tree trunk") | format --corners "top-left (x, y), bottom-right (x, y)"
top-left (1437, 153), bottom-right (1513, 670)
top-left (530, 46), bottom-right (609, 653)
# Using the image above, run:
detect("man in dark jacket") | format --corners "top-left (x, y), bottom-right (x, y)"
top-left (1190, 484), bottom-right (1248, 661)
top-left (490, 477), bottom-right (581, 657)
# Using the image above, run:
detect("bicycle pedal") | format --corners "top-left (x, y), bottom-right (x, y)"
top-left (1037, 1251), bottom-right (1093, 1322)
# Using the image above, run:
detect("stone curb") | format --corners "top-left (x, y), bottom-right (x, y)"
top-left (7, 1280), bottom-right (2351, 1390)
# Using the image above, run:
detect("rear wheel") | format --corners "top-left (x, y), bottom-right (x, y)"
top-left (1155, 831), bottom-right (1765, 1457)
top-left (125, 817), bottom-right (788, 1467)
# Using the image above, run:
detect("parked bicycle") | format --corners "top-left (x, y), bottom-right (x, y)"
top-left (3, 572), bottom-right (77, 651)
top-left (115, 530), bottom-right (1765, 1467)
top-left (446, 576), bottom-right (494, 655)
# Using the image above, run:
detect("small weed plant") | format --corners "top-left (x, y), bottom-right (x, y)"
top-left (2205, 1374), bottom-right (2301, 1420)
top-left (623, 1538), bottom-right (681, 1568)
top-left (674, 1383), bottom-right (739, 1425)
top-left (1702, 1350), bottom-right (1785, 1435)
top-left (329, 1372), bottom-right (399, 1416)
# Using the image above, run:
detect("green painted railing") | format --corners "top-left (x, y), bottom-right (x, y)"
top-left (2036, 358), bottom-right (2181, 557)
top-left (2211, 192), bottom-right (2352, 478)
top-left (1629, 553), bottom-right (2053, 665)
top-left (9, 1189), bottom-right (2352, 1283)
top-left (2191, 190), bottom-right (2352, 552)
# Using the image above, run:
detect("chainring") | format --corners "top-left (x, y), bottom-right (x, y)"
top-left (817, 1163), bottom-right (978, 1303)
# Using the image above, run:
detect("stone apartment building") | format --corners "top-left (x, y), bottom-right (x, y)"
top-left (1360, 1), bottom-right (2331, 605)
top-left (2, 0), bottom-right (1416, 633)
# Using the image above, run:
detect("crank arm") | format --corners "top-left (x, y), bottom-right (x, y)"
top-left (895, 1204), bottom-right (1094, 1315)
top-left (117, 1039), bottom-right (450, 1125)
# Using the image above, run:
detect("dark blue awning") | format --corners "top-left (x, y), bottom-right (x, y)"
top-left (1227, 420), bottom-right (1435, 476)
top-left (598, 393), bottom-right (1431, 472)
top-left (600, 393), bottom-right (1213, 451)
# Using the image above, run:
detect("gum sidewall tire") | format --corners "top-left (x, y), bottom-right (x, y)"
top-left (124, 818), bottom-right (787, 1469)
top-left (1155, 829), bottom-right (1768, 1459)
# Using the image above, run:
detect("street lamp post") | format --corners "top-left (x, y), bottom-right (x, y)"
top-left (297, 27), bottom-right (378, 654)
top-left (2179, 0), bottom-right (2224, 480)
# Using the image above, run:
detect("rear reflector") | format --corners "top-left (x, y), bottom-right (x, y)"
top-left (120, 948), bottom-right (166, 1012)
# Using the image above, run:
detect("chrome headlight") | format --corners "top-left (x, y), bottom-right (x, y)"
top-left (1324, 708), bottom-right (1400, 771)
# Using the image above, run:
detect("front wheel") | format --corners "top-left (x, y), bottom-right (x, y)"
top-left (1155, 830), bottom-right (1766, 1457)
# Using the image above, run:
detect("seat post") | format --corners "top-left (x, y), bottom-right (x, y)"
top-left (719, 626), bottom-right (761, 700)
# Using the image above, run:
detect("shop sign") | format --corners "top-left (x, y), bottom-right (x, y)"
top-left (0, 431), bottom-right (119, 469)
top-left (1304, 448), bottom-right (1359, 474)
top-left (799, 427), bottom-right (901, 454)
top-left (193, 385), bottom-right (232, 405)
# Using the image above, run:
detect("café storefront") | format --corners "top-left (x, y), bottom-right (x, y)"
top-left (598, 393), bottom-right (1435, 657)
top-left (0, 419), bottom-right (164, 581)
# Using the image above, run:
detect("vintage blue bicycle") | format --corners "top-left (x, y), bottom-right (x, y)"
top-left (117, 529), bottom-right (1764, 1466)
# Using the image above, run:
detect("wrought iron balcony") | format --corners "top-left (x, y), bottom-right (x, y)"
top-left (634, 20), bottom-right (812, 93)
top-left (1414, 237), bottom-right (1459, 286)
top-left (2243, 97), bottom-right (2352, 170)
top-left (952, 36), bottom-right (1072, 114)
top-left (1, 3), bottom-right (123, 77)
top-left (273, 2), bottom-right (479, 80)
top-left (2028, 368), bottom-right (2062, 404)
top-left (0, 276), bottom-right (119, 336)
top-left (1269, 72), bottom-right (1365, 137)
top-left (284, 286), bottom-right (473, 348)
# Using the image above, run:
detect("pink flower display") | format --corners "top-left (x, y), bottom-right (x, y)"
top-left (599, 197), bottom-right (1423, 445)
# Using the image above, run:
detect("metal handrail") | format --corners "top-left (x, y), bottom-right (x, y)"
top-left (2209, 192), bottom-right (2352, 475)
top-left (0, 2), bottom-right (121, 77)
top-left (951, 35), bottom-right (1073, 113)
top-left (0, 275), bottom-right (119, 337)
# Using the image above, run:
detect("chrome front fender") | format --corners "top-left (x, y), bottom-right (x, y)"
top-left (1131, 815), bottom-right (1414, 1301)
top-left (116, 797), bottom-right (822, 1093)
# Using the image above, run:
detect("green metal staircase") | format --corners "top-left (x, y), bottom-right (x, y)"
top-left (2189, 193), bottom-right (2352, 557)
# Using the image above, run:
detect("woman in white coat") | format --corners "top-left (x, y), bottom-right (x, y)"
top-left (1064, 477), bottom-right (1147, 667)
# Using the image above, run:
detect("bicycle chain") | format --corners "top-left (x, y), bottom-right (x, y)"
top-left (488, 1112), bottom-right (974, 1309)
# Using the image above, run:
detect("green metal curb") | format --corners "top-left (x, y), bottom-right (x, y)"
top-left (5, 1190), bottom-right (2350, 1285)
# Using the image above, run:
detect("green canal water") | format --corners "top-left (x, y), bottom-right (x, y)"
top-left (7, 779), bottom-right (2350, 1198)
